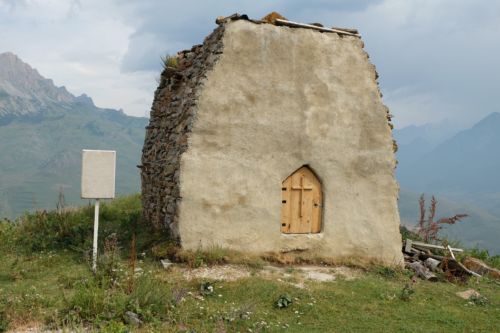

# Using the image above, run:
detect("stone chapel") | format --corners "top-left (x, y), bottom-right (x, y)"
top-left (140, 13), bottom-right (403, 265)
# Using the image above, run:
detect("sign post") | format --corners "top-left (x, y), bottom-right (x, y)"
top-left (92, 198), bottom-right (100, 273)
top-left (81, 150), bottom-right (116, 274)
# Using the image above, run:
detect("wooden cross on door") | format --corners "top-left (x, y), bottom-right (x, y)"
top-left (291, 175), bottom-right (313, 217)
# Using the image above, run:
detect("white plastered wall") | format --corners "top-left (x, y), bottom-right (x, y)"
top-left (178, 20), bottom-right (403, 266)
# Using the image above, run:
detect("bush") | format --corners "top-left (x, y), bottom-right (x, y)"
top-left (62, 272), bottom-right (171, 327)
top-left (161, 54), bottom-right (178, 69)
top-left (376, 266), bottom-right (397, 279)
top-left (2, 194), bottom-right (167, 256)
top-left (127, 275), bottom-right (172, 322)
top-left (64, 278), bottom-right (128, 324)
top-left (0, 219), bottom-right (16, 252)
top-left (0, 307), bottom-right (8, 333)
top-left (14, 209), bottom-right (93, 252)
top-left (399, 283), bottom-right (415, 301)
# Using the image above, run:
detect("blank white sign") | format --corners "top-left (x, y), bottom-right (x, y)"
top-left (81, 150), bottom-right (116, 199)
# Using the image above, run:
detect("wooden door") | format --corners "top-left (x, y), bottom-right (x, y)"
top-left (281, 166), bottom-right (322, 234)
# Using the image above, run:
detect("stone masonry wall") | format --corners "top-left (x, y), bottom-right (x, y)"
top-left (140, 25), bottom-right (225, 237)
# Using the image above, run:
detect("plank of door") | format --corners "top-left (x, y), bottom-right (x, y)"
top-left (289, 174), bottom-right (302, 233)
top-left (310, 172), bottom-right (322, 233)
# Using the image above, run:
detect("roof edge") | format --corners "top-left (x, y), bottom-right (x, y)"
top-left (215, 12), bottom-right (360, 37)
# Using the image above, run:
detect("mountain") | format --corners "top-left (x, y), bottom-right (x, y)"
top-left (0, 52), bottom-right (79, 118)
top-left (396, 113), bottom-right (500, 254)
top-left (394, 119), bottom-right (459, 148)
top-left (397, 112), bottom-right (500, 213)
top-left (393, 120), bottom-right (461, 171)
top-left (0, 52), bottom-right (147, 218)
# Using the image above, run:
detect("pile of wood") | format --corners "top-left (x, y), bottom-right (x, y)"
top-left (403, 239), bottom-right (480, 281)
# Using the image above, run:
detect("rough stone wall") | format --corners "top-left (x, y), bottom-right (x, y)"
top-left (140, 25), bottom-right (225, 236)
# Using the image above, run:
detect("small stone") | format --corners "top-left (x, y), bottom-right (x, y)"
top-left (215, 16), bottom-right (225, 24)
top-left (124, 311), bottom-right (142, 326)
top-left (161, 259), bottom-right (173, 269)
top-left (456, 289), bottom-right (481, 300)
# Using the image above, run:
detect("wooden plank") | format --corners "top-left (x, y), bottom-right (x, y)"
top-left (289, 173), bottom-right (301, 233)
top-left (406, 261), bottom-right (438, 281)
top-left (331, 26), bottom-right (359, 34)
top-left (446, 245), bottom-right (481, 277)
top-left (275, 19), bottom-right (361, 37)
top-left (411, 241), bottom-right (463, 253)
top-left (404, 239), bottom-right (413, 253)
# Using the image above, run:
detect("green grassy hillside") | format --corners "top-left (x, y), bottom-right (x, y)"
top-left (0, 52), bottom-right (148, 219)
top-left (0, 107), bottom-right (147, 218)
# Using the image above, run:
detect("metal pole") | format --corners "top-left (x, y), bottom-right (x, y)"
top-left (92, 198), bottom-right (100, 274)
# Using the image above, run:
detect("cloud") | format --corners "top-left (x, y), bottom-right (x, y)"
top-left (116, 0), bottom-right (382, 73)
top-left (322, 0), bottom-right (500, 127)
top-left (1, 0), bottom-right (499, 126)
top-left (0, 0), bottom-right (156, 117)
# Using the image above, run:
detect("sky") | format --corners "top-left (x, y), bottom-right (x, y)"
top-left (1, 0), bottom-right (499, 128)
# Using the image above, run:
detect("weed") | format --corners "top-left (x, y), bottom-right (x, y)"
top-left (161, 54), bottom-right (178, 69)
top-left (200, 282), bottom-right (214, 295)
top-left (376, 266), bottom-right (397, 279)
top-left (99, 321), bottom-right (129, 333)
top-left (172, 288), bottom-right (188, 305)
top-left (127, 274), bottom-right (171, 323)
top-left (469, 294), bottom-right (489, 306)
top-left (150, 241), bottom-right (178, 260)
top-left (0, 307), bottom-right (8, 333)
top-left (399, 283), bottom-right (415, 301)
top-left (276, 294), bottom-right (292, 308)
top-left (176, 246), bottom-right (264, 269)
top-left (417, 194), bottom-right (468, 243)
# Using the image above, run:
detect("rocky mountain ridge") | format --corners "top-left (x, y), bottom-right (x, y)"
top-left (0, 52), bottom-right (95, 118)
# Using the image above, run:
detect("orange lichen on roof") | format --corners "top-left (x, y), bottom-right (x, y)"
top-left (261, 12), bottom-right (287, 24)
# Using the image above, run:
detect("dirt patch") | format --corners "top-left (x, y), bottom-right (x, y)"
top-left (180, 264), bottom-right (361, 286)
top-left (183, 264), bottom-right (251, 281)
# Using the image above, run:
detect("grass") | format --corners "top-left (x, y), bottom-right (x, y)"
top-left (0, 195), bottom-right (499, 332)
top-left (1, 251), bottom-right (499, 332)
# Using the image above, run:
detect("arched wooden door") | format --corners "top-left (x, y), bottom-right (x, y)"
top-left (281, 166), bottom-right (322, 234)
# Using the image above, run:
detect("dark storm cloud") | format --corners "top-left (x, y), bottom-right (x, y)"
top-left (117, 0), bottom-right (381, 73)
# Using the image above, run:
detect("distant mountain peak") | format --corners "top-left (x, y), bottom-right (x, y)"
top-left (74, 93), bottom-right (95, 107)
top-left (477, 111), bottom-right (500, 122)
top-left (0, 52), bottom-right (77, 117)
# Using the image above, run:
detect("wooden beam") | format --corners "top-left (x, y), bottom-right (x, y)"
top-left (406, 261), bottom-right (438, 281)
top-left (331, 26), bottom-right (359, 34)
top-left (404, 239), bottom-right (413, 253)
top-left (411, 241), bottom-right (463, 253)
top-left (274, 19), bottom-right (360, 37)
top-left (446, 245), bottom-right (481, 277)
